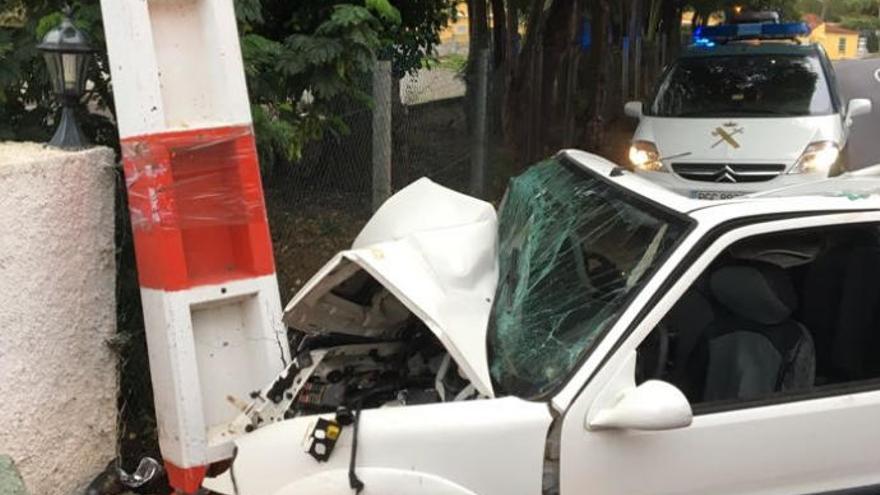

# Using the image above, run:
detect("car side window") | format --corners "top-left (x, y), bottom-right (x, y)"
top-left (635, 223), bottom-right (880, 411)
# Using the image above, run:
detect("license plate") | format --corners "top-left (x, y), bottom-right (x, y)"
top-left (691, 190), bottom-right (747, 200)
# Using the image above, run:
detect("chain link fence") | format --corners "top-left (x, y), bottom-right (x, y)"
top-left (265, 55), bottom-right (489, 299)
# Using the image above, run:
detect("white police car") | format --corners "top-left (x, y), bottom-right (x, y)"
top-left (625, 22), bottom-right (873, 200)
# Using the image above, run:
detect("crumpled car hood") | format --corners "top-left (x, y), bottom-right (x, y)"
top-left (283, 178), bottom-right (498, 397)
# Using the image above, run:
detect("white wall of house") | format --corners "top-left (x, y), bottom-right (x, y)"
top-left (0, 143), bottom-right (117, 495)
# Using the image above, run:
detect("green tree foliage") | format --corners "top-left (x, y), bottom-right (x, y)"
top-left (798, 0), bottom-right (880, 21)
top-left (841, 0), bottom-right (880, 17)
top-left (385, 0), bottom-right (456, 78)
top-left (240, 2), bottom-right (395, 172)
top-left (841, 15), bottom-right (880, 30)
top-left (0, 0), bottom-right (454, 171)
top-left (799, 0), bottom-right (880, 53)
top-left (687, 0), bottom-right (802, 23)
top-left (0, 1), bottom-right (116, 145)
top-left (240, 0), bottom-right (455, 171)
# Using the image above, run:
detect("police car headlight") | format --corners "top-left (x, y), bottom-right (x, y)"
top-left (790, 141), bottom-right (840, 175)
top-left (628, 141), bottom-right (664, 172)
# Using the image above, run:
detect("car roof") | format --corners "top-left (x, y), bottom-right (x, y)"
top-left (681, 41), bottom-right (820, 58)
top-left (561, 149), bottom-right (880, 218)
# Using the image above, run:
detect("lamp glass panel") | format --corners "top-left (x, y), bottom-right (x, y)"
top-left (43, 52), bottom-right (64, 95)
top-left (61, 53), bottom-right (80, 91)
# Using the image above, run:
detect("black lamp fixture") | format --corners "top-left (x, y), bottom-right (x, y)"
top-left (37, 5), bottom-right (94, 149)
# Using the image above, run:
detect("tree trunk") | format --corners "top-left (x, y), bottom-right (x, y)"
top-left (628, 0), bottom-right (642, 99)
top-left (539, 0), bottom-right (575, 151)
top-left (584, 0), bottom-right (610, 151)
top-left (662, 0), bottom-right (681, 65)
top-left (488, 0), bottom-right (511, 140)
top-left (562, 0), bottom-right (582, 146)
top-left (506, 1), bottom-right (520, 66)
top-left (504, 0), bottom-right (549, 163)
top-left (466, 0), bottom-right (491, 133)
top-left (501, 0), bottom-right (520, 135)
top-left (490, 0), bottom-right (508, 68)
top-left (390, 75), bottom-right (410, 189)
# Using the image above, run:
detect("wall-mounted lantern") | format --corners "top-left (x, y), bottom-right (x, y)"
top-left (37, 6), bottom-right (94, 149)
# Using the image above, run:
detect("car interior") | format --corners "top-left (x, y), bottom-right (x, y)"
top-left (636, 224), bottom-right (880, 408)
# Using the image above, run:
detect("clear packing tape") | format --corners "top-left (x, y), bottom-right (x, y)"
top-left (120, 124), bottom-right (275, 290)
top-left (121, 125), bottom-right (266, 232)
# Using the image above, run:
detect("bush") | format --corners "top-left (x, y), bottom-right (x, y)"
top-left (0, 0), bottom-right (455, 171)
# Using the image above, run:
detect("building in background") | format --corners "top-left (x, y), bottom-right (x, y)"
top-left (680, 10), bottom-right (724, 29)
top-left (438, 3), bottom-right (469, 55)
top-left (804, 15), bottom-right (863, 60)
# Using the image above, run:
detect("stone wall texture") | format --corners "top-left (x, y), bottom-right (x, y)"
top-left (0, 143), bottom-right (117, 495)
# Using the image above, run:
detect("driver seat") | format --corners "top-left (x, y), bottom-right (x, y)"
top-left (702, 262), bottom-right (815, 402)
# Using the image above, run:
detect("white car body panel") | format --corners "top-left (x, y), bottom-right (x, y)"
top-left (282, 177), bottom-right (498, 397)
top-left (560, 149), bottom-right (700, 212)
top-left (559, 208), bottom-right (880, 495)
top-left (205, 397), bottom-right (552, 495)
top-left (552, 162), bottom-right (880, 410)
top-left (271, 468), bottom-right (480, 495)
top-left (206, 151), bottom-right (880, 495)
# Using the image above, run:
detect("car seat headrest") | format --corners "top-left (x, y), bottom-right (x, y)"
top-left (710, 263), bottom-right (796, 325)
top-left (666, 289), bottom-right (715, 334)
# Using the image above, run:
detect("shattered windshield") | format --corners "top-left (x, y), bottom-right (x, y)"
top-left (488, 158), bottom-right (690, 398)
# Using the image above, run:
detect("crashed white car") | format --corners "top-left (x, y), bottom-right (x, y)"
top-left (207, 150), bottom-right (880, 495)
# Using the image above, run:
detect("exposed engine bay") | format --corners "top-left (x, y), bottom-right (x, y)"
top-left (227, 269), bottom-right (481, 438)
top-left (294, 328), bottom-right (476, 413)
top-left (217, 175), bottom-right (500, 484)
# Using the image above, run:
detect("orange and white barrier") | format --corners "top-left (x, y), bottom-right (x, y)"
top-left (99, 1), bottom-right (289, 492)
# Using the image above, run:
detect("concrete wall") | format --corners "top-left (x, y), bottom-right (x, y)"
top-left (0, 143), bottom-right (117, 495)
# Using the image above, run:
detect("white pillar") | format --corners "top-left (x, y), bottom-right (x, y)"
top-left (0, 143), bottom-right (117, 495)
top-left (99, 1), bottom-right (288, 491)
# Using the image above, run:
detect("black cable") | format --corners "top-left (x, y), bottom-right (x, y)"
top-left (348, 399), bottom-right (365, 494)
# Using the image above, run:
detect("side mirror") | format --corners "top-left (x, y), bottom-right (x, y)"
top-left (588, 380), bottom-right (692, 431)
top-left (624, 101), bottom-right (643, 119)
top-left (846, 98), bottom-right (872, 125)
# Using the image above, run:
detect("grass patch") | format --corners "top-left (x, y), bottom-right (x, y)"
top-left (423, 53), bottom-right (468, 73)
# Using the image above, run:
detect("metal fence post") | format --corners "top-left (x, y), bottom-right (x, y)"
top-left (634, 36), bottom-right (642, 100)
top-left (372, 59), bottom-right (393, 211)
top-left (470, 48), bottom-right (489, 199)
top-left (622, 36), bottom-right (630, 102)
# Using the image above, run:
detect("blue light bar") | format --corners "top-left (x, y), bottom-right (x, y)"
top-left (693, 22), bottom-right (810, 45)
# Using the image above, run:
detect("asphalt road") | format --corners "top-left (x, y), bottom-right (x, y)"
top-left (835, 58), bottom-right (880, 169)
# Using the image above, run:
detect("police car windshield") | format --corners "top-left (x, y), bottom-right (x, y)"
top-left (650, 53), bottom-right (834, 118)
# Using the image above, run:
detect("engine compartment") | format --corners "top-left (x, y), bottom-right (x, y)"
top-left (291, 325), bottom-right (477, 415)
top-left (226, 268), bottom-right (481, 438)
